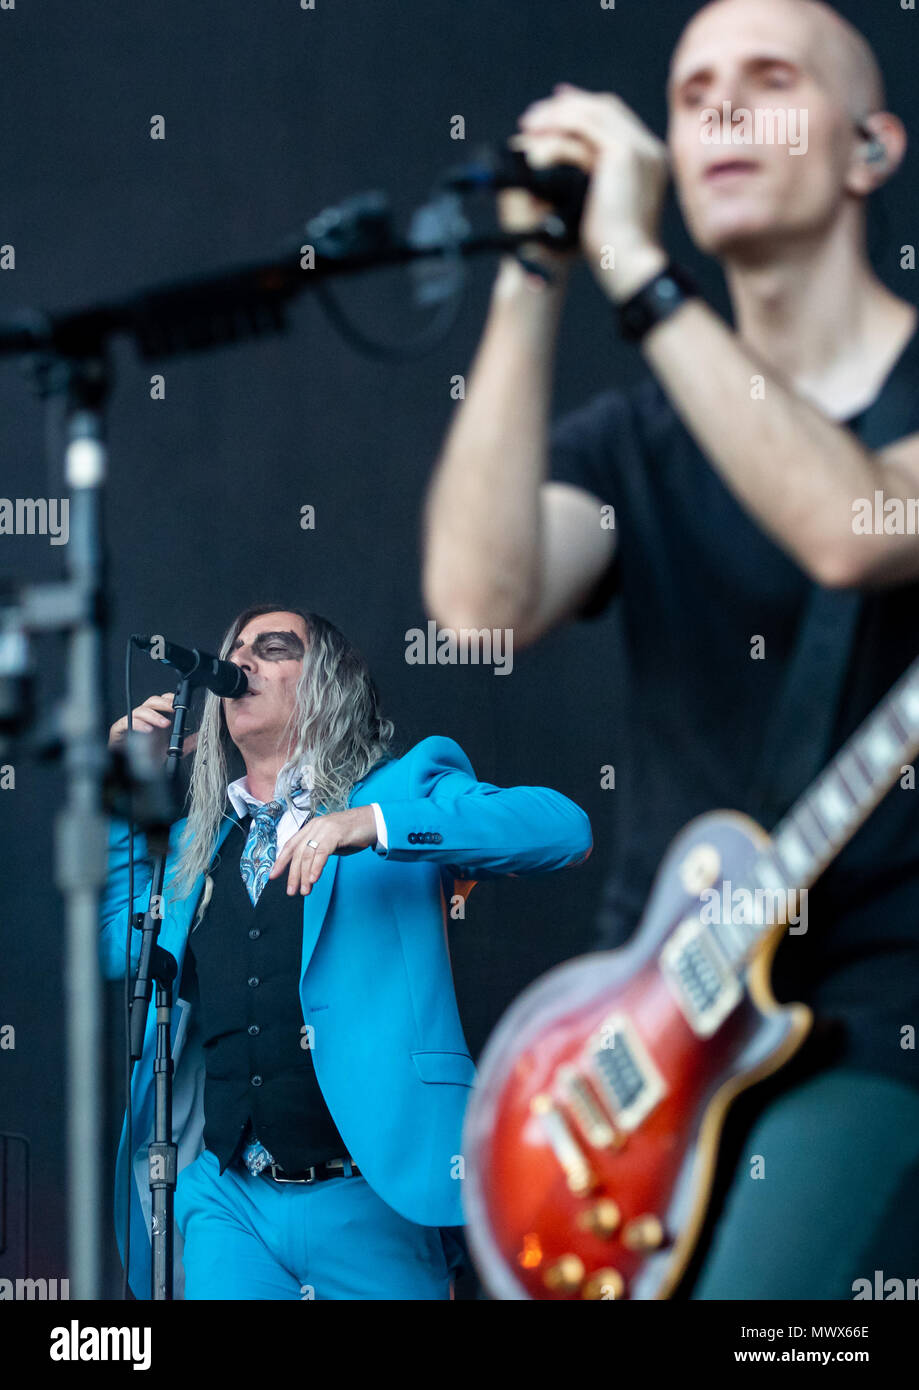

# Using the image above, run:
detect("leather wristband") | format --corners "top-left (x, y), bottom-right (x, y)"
top-left (618, 262), bottom-right (699, 342)
top-left (514, 248), bottom-right (557, 284)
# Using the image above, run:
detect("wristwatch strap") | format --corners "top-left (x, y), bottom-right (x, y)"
top-left (619, 263), bottom-right (699, 342)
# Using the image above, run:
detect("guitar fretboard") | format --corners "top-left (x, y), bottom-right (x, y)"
top-left (768, 654), bottom-right (919, 892)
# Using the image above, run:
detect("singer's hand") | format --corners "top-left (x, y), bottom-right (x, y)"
top-left (108, 693), bottom-right (197, 754)
top-left (269, 806), bottom-right (377, 897)
top-left (517, 84), bottom-right (669, 302)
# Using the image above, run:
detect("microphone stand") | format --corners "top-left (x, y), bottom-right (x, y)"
top-left (128, 676), bottom-right (192, 1301)
top-left (0, 177), bottom-right (572, 1303)
top-left (56, 358), bottom-right (111, 1304)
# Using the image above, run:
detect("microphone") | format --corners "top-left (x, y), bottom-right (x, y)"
top-left (131, 634), bottom-right (249, 698)
top-left (443, 145), bottom-right (589, 230)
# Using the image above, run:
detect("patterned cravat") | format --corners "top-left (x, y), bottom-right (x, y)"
top-left (239, 798), bottom-right (287, 905)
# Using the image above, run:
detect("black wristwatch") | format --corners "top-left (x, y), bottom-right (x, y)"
top-left (618, 263), bottom-right (699, 342)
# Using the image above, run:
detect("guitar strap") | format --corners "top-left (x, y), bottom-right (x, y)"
top-left (747, 332), bottom-right (919, 829)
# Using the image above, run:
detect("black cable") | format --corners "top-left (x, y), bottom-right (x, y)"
top-left (310, 189), bottom-right (469, 361)
top-left (311, 266), bottom-right (465, 361)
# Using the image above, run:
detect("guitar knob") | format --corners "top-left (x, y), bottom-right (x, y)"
top-left (543, 1254), bottom-right (585, 1295)
top-left (622, 1213), bottom-right (666, 1251)
top-left (582, 1267), bottom-right (626, 1300)
top-left (577, 1198), bottom-right (621, 1238)
top-left (679, 843), bottom-right (721, 893)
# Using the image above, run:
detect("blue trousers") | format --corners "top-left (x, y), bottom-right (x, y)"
top-left (175, 1148), bottom-right (452, 1300)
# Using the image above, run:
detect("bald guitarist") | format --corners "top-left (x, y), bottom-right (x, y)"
top-left (423, 0), bottom-right (919, 1298)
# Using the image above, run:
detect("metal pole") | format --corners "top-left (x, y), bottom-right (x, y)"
top-left (57, 395), bottom-right (109, 1300)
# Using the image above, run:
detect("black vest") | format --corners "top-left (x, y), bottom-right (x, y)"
top-left (185, 817), bottom-right (347, 1173)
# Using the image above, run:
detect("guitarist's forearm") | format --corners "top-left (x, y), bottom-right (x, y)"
top-left (641, 299), bottom-right (919, 587)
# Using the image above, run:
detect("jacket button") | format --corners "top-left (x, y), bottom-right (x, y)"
top-left (251, 1075), bottom-right (263, 1087)
top-left (408, 832), bottom-right (418, 844)
top-left (249, 928), bottom-right (260, 940)
top-left (432, 833), bottom-right (443, 843)
top-left (248, 976), bottom-right (260, 988)
top-left (248, 1024), bottom-right (260, 1036)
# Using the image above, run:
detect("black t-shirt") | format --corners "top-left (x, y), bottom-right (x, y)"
top-left (550, 330), bottom-right (919, 1089)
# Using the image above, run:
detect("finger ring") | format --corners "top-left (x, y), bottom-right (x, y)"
top-left (306, 839), bottom-right (320, 849)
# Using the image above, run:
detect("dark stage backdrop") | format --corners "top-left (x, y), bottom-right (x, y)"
top-left (1, 0), bottom-right (916, 1295)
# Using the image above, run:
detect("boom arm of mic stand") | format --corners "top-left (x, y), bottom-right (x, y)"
top-left (0, 208), bottom-right (570, 366)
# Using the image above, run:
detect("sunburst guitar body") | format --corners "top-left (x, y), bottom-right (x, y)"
top-left (463, 812), bottom-right (810, 1300)
top-left (462, 657), bottom-right (919, 1299)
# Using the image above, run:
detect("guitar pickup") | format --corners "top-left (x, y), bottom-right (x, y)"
top-left (557, 1065), bottom-right (620, 1150)
top-left (660, 915), bottom-right (742, 1038)
top-left (587, 1013), bottom-right (667, 1133)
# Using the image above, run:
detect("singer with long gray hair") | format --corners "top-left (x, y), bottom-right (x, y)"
top-left (102, 603), bottom-right (592, 1299)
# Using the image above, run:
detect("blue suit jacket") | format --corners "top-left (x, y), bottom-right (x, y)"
top-left (99, 735), bottom-right (592, 1298)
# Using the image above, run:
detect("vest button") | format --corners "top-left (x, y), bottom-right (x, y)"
top-left (248, 976), bottom-right (260, 988)
top-left (251, 1075), bottom-right (263, 1087)
top-left (249, 928), bottom-right (260, 940)
top-left (248, 1024), bottom-right (260, 1036)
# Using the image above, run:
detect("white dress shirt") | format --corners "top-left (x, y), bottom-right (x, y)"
top-left (226, 767), bottom-right (388, 852)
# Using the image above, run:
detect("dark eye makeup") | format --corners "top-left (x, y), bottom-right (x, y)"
top-left (234, 630), bottom-right (306, 661)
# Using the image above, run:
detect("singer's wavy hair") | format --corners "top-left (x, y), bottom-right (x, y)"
top-left (171, 604), bottom-right (396, 896)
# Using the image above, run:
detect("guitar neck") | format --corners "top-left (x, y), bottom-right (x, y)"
top-left (768, 654), bottom-right (919, 892)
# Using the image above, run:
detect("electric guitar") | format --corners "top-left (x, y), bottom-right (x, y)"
top-left (462, 655), bottom-right (919, 1300)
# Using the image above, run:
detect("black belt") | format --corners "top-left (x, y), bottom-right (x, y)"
top-left (257, 1156), bottom-right (361, 1185)
top-left (238, 1127), bottom-right (362, 1184)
